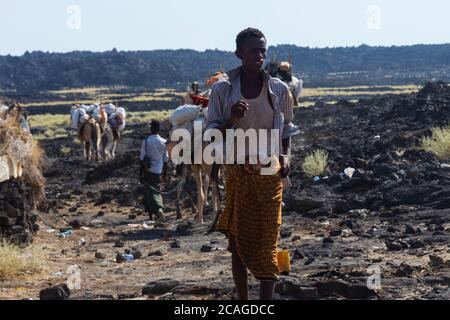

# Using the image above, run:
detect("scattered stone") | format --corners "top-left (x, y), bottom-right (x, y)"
top-left (95, 252), bottom-right (106, 260)
top-left (116, 253), bottom-right (134, 263)
top-left (329, 229), bottom-right (342, 237)
top-left (117, 293), bottom-right (139, 300)
top-left (316, 280), bottom-right (348, 297)
top-left (280, 229), bottom-right (292, 239)
top-left (142, 279), bottom-right (180, 295)
top-left (395, 263), bottom-right (415, 277)
top-left (423, 288), bottom-right (450, 300)
top-left (68, 219), bottom-right (81, 230)
top-left (170, 240), bottom-right (181, 249)
top-left (292, 236), bottom-right (301, 241)
top-left (385, 240), bottom-right (404, 251)
top-left (323, 237), bottom-right (334, 245)
top-left (344, 219), bottom-right (354, 229)
top-left (348, 209), bottom-right (369, 218)
top-left (283, 193), bottom-right (326, 213)
top-left (89, 219), bottom-right (104, 228)
top-left (341, 229), bottom-right (354, 238)
top-left (293, 248), bottom-right (306, 260)
top-left (39, 284), bottom-right (71, 300)
top-left (86, 191), bottom-right (98, 198)
top-left (131, 249), bottom-right (143, 259)
top-left (148, 249), bottom-right (165, 257)
top-left (420, 277), bottom-right (450, 286)
top-left (408, 239), bottom-right (426, 249)
top-left (116, 253), bottom-right (126, 263)
top-left (200, 245), bottom-right (213, 253)
top-left (346, 283), bottom-right (377, 300)
top-left (305, 257), bottom-right (315, 266)
top-left (176, 221), bottom-right (194, 236)
top-left (316, 280), bottom-right (376, 299)
top-left (405, 224), bottom-right (417, 235)
top-left (105, 230), bottom-right (115, 236)
top-left (429, 255), bottom-right (445, 268)
top-left (114, 240), bottom-right (125, 248)
top-left (387, 226), bottom-right (398, 233)
top-left (276, 281), bottom-right (319, 299)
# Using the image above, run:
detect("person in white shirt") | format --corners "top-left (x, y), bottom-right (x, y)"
top-left (139, 121), bottom-right (169, 222)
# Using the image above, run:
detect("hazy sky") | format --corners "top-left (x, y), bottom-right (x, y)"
top-left (1, 0), bottom-right (449, 55)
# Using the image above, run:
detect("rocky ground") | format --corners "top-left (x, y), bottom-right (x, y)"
top-left (1, 82), bottom-right (449, 300)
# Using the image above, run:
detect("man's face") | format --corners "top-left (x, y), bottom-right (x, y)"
top-left (236, 36), bottom-right (267, 73)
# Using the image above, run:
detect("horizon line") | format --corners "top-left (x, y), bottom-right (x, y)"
top-left (2, 42), bottom-right (450, 57)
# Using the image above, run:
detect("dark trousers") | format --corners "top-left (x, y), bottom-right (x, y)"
top-left (142, 170), bottom-right (164, 215)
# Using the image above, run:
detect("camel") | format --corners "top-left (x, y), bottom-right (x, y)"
top-left (168, 122), bottom-right (223, 230)
top-left (1, 103), bottom-right (30, 132)
top-left (175, 162), bottom-right (222, 230)
top-left (97, 105), bottom-right (108, 133)
top-left (100, 123), bottom-right (119, 162)
top-left (71, 104), bottom-right (109, 162)
top-left (77, 118), bottom-right (101, 162)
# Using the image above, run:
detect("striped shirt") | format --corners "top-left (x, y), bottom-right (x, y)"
top-left (205, 66), bottom-right (295, 145)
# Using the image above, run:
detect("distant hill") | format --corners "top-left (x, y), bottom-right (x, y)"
top-left (1, 44), bottom-right (450, 93)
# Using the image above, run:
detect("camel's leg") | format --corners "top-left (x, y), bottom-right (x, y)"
top-left (211, 179), bottom-right (220, 214)
top-left (186, 187), bottom-right (197, 214)
top-left (208, 179), bottom-right (221, 233)
top-left (102, 141), bottom-right (110, 163)
top-left (94, 137), bottom-right (100, 162)
top-left (203, 173), bottom-right (210, 208)
top-left (95, 139), bottom-right (100, 162)
top-left (207, 165), bottom-right (223, 234)
top-left (85, 141), bottom-right (91, 161)
top-left (112, 140), bottom-right (117, 159)
top-left (82, 140), bottom-right (87, 160)
top-left (193, 167), bottom-right (205, 224)
top-left (101, 148), bottom-right (108, 163)
top-left (176, 172), bottom-right (187, 220)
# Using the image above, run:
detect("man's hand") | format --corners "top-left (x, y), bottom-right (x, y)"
top-left (227, 100), bottom-right (249, 127)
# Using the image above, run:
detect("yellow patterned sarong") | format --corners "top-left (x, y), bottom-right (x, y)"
top-left (216, 165), bottom-right (283, 280)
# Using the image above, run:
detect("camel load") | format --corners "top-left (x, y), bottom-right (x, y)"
top-left (70, 103), bottom-right (127, 131)
top-left (0, 104), bottom-right (47, 245)
top-left (70, 103), bottom-right (127, 162)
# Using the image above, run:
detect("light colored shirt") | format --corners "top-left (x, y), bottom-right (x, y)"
top-left (205, 66), bottom-right (296, 145)
top-left (139, 134), bottom-right (169, 174)
top-left (235, 81), bottom-right (274, 160)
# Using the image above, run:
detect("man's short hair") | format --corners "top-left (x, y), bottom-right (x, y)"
top-left (150, 120), bottom-right (160, 133)
top-left (236, 28), bottom-right (266, 49)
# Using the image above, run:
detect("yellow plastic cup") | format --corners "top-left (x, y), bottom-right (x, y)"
top-left (277, 250), bottom-right (291, 274)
